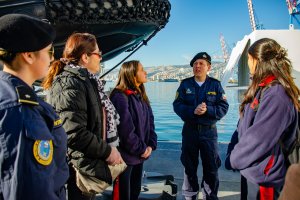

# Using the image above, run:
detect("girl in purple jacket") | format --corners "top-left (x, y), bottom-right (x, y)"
top-left (226, 38), bottom-right (300, 199)
top-left (110, 60), bottom-right (157, 200)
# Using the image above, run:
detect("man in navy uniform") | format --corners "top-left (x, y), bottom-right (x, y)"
top-left (0, 14), bottom-right (68, 199)
top-left (173, 52), bottom-right (229, 200)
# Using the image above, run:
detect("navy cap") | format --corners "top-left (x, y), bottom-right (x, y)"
top-left (190, 52), bottom-right (211, 67)
top-left (0, 14), bottom-right (55, 52)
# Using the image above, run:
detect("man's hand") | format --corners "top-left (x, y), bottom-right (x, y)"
top-left (106, 147), bottom-right (124, 165)
top-left (194, 102), bottom-right (207, 115)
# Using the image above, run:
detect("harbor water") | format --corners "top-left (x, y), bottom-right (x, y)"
top-left (105, 81), bottom-right (245, 143)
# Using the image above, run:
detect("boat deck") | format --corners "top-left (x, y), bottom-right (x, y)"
top-left (97, 141), bottom-right (241, 199)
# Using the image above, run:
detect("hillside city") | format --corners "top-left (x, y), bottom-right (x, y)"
top-left (102, 61), bottom-right (234, 82)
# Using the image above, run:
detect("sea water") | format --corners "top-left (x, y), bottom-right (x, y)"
top-left (105, 81), bottom-right (245, 143)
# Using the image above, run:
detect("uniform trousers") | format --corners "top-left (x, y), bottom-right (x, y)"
top-left (181, 122), bottom-right (221, 200)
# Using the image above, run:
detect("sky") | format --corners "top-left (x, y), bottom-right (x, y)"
top-left (104, 0), bottom-right (299, 69)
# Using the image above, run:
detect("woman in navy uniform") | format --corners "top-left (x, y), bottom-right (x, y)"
top-left (173, 52), bottom-right (229, 200)
top-left (226, 38), bottom-right (300, 199)
top-left (0, 14), bottom-right (68, 200)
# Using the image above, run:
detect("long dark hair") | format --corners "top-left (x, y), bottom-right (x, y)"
top-left (115, 60), bottom-right (150, 105)
top-left (42, 32), bottom-right (97, 89)
top-left (240, 38), bottom-right (300, 114)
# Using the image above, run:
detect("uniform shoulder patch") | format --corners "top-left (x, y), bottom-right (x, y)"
top-left (15, 85), bottom-right (39, 105)
top-left (54, 118), bottom-right (62, 127)
top-left (33, 140), bottom-right (53, 165)
top-left (175, 91), bottom-right (179, 100)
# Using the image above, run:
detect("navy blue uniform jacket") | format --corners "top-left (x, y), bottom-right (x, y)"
top-left (0, 71), bottom-right (69, 200)
top-left (173, 76), bottom-right (229, 125)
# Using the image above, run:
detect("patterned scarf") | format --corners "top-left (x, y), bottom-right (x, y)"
top-left (68, 63), bottom-right (120, 146)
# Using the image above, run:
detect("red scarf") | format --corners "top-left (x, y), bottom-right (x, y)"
top-left (258, 75), bottom-right (276, 87)
top-left (124, 89), bottom-right (137, 96)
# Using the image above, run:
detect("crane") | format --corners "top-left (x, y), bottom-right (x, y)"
top-left (247, 0), bottom-right (264, 31)
top-left (219, 33), bottom-right (230, 63)
top-left (212, 33), bottom-right (231, 63)
top-left (211, 34), bottom-right (231, 80)
top-left (286, 0), bottom-right (300, 29)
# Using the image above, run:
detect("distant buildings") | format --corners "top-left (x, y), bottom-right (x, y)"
top-left (101, 62), bottom-right (231, 82)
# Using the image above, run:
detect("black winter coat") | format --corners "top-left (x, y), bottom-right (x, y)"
top-left (47, 66), bottom-right (113, 183)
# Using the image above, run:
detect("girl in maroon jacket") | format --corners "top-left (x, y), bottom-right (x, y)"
top-left (110, 60), bottom-right (157, 200)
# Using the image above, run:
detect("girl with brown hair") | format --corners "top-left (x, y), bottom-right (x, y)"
top-left (110, 60), bottom-right (157, 200)
top-left (43, 32), bottom-right (123, 200)
top-left (226, 38), bottom-right (300, 199)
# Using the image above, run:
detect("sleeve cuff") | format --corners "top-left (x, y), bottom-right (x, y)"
top-left (103, 145), bottom-right (112, 159)
top-left (206, 105), bottom-right (215, 117)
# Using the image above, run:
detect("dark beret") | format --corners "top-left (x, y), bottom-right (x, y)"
top-left (190, 52), bottom-right (211, 67)
top-left (0, 14), bottom-right (55, 53)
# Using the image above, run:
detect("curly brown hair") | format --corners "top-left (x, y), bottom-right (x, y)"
top-left (239, 38), bottom-right (300, 115)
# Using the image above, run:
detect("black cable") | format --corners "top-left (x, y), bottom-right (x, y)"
top-left (100, 28), bottom-right (160, 78)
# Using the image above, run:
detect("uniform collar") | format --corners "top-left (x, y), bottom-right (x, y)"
top-left (258, 75), bottom-right (276, 87)
top-left (193, 75), bottom-right (208, 83)
top-left (0, 71), bottom-right (39, 105)
top-left (0, 71), bottom-right (32, 89)
top-left (192, 75), bottom-right (209, 87)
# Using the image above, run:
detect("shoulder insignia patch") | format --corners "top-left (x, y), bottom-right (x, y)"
top-left (54, 118), bottom-right (62, 127)
top-left (175, 91), bottom-right (179, 100)
top-left (15, 85), bottom-right (39, 105)
top-left (33, 140), bottom-right (53, 165)
top-left (207, 91), bottom-right (217, 95)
